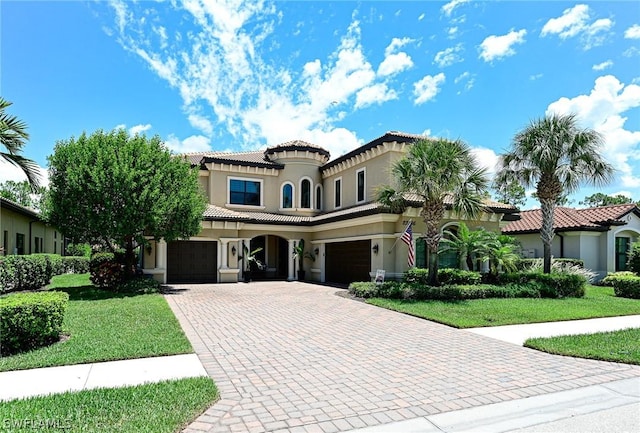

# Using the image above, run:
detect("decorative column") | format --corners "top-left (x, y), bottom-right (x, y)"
top-left (220, 240), bottom-right (229, 269)
top-left (156, 238), bottom-right (167, 284)
top-left (288, 239), bottom-right (296, 281)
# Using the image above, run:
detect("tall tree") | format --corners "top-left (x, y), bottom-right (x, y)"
top-left (491, 178), bottom-right (526, 208)
top-left (44, 129), bottom-right (207, 275)
top-left (495, 113), bottom-right (614, 273)
top-left (579, 193), bottom-right (633, 207)
top-left (0, 180), bottom-right (45, 210)
top-left (0, 97), bottom-right (41, 189)
top-left (377, 138), bottom-right (488, 285)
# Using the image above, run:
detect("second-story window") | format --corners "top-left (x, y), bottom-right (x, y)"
top-left (282, 183), bottom-right (293, 208)
top-left (229, 178), bottom-right (261, 206)
top-left (356, 168), bottom-right (366, 203)
top-left (301, 179), bottom-right (311, 208)
top-left (315, 185), bottom-right (322, 210)
top-left (335, 178), bottom-right (342, 208)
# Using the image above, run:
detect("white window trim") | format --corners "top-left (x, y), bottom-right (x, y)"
top-left (334, 176), bottom-right (343, 210)
top-left (315, 184), bottom-right (323, 211)
top-left (226, 176), bottom-right (264, 208)
top-left (299, 176), bottom-right (314, 209)
top-left (356, 167), bottom-right (366, 204)
top-left (280, 181), bottom-right (296, 211)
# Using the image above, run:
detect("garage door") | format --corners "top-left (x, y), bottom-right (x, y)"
top-left (326, 240), bottom-right (371, 285)
top-left (167, 241), bottom-right (217, 283)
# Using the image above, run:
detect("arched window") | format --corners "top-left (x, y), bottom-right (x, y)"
top-left (315, 185), bottom-right (322, 210)
top-left (300, 179), bottom-right (311, 208)
top-left (282, 183), bottom-right (293, 209)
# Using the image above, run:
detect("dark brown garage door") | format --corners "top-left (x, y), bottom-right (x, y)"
top-left (326, 240), bottom-right (371, 285)
top-left (167, 241), bottom-right (217, 283)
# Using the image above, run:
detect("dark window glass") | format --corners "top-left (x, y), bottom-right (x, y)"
top-left (616, 237), bottom-right (630, 271)
top-left (335, 179), bottom-right (341, 207)
top-left (357, 170), bottom-right (365, 202)
top-left (315, 186), bottom-right (322, 210)
top-left (301, 179), bottom-right (311, 208)
top-left (16, 233), bottom-right (25, 255)
top-left (282, 184), bottom-right (293, 208)
top-left (230, 179), bottom-right (261, 206)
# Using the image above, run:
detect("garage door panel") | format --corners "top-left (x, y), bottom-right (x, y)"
top-left (167, 241), bottom-right (217, 283)
top-left (326, 240), bottom-right (371, 284)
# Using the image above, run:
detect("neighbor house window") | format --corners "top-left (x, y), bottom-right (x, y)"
top-left (228, 177), bottom-right (262, 206)
top-left (16, 233), bottom-right (25, 255)
top-left (282, 183), bottom-right (293, 208)
top-left (356, 168), bottom-right (366, 203)
top-left (615, 237), bottom-right (630, 271)
top-left (34, 237), bottom-right (41, 253)
top-left (300, 179), bottom-right (311, 208)
top-left (334, 178), bottom-right (342, 208)
top-left (315, 185), bottom-right (322, 210)
top-left (2, 230), bottom-right (7, 256)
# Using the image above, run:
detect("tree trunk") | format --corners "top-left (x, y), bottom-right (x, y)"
top-left (423, 201), bottom-right (445, 286)
top-left (124, 236), bottom-right (136, 279)
top-left (460, 251), bottom-right (469, 271)
top-left (539, 198), bottom-right (556, 274)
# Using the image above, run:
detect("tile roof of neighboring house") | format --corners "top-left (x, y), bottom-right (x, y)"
top-left (0, 196), bottom-right (40, 219)
top-left (184, 150), bottom-right (284, 169)
top-left (502, 203), bottom-right (639, 234)
top-left (403, 193), bottom-right (518, 213)
top-left (322, 131), bottom-right (424, 171)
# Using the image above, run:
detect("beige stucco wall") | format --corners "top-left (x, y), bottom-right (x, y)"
top-left (0, 206), bottom-right (58, 256)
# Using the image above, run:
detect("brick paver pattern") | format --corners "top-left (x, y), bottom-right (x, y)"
top-left (166, 282), bottom-right (640, 433)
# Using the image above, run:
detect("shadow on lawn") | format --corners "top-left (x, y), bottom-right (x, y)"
top-left (58, 286), bottom-right (153, 301)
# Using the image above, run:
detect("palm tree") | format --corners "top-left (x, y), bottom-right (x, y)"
top-left (0, 97), bottom-right (41, 189)
top-left (439, 222), bottom-right (484, 271)
top-left (477, 232), bottom-right (520, 278)
top-left (495, 113), bottom-right (613, 273)
top-left (377, 138), bottom-right (488, 286)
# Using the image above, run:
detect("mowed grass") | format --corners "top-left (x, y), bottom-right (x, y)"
top-left (0, 377), bottom-right (218, 433)
top-left (366, 285), bottom-right (640, 328)
top-left (0, 273), bottom-right (193, 372)
top-left (525, 328), bottom-right (640, 365)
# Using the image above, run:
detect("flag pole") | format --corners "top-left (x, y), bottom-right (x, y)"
top-left (387, 220), bottom-right (413, 254)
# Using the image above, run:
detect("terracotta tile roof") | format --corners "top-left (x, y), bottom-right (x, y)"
top-left (403, 193), bottom-right (517, 213)
top-left (502, 203), bottom-right (639, 234)
top-left (183, 151), bottom-right (283, 169)
top-left (265, 140), bottom-right (330, 159)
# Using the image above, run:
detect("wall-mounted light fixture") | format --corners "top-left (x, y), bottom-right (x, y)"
top-left (372, 244), bottom-right (379, 255)
top-left (231, 245), bottom-right (237, 256)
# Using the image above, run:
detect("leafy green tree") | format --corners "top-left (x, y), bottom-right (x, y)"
top-left (0, 97), bottom-right (41, 189)
top-left (377, 138), bottom-right (488, 285)
top-left (0, 180), bottom-right (45, 209)
top-left (491, 178), bottom-right (526, 208)
top-left (579, 193), bottom-right (634, 207)
top-left (44, 129), bottom-right (207, 275)
top-left (496, 113), bottom-right (613, 274)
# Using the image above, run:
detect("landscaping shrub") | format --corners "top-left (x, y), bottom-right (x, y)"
top-left (517, 258), bottom-right (584, 270)
top-left (0, 254), bottom-right (89, 293)
top-left (602, 273), bottom-right (640, 299)
top-left (627, 242), bottom-right (640, 275)
top-left (403, 268), bottom-right (429, 285)
top-left (65, 243), bottom-right (92, 258)
top-left (0, 291), bottom-right (69, 355)
top-left (61, 256), bottom-right (90, 274)
top-left (499, 271), bottom-right (586, 298)
top-left (438, 268), bottom-right (482, 285)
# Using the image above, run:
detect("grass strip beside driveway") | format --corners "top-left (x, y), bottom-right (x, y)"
top-left (0, 377), bottom-right (218, 433)
top-left (525, 328), bottom-right (640, 365)
top-left (366, 285), bottom-right (640, 328)
top-left (0, 274), bottom-right (193, 372)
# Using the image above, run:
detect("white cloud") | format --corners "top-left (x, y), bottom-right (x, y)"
top-left (434, 44), bottom-right (464, 68)
top-left (378, 38), bottom-right (414, 76)
top-left (384, 37), bottom-right (413, 56)
top-left (625, 24), bottom-right (640, 39)
top-left (470, 147), bottom-right (499, 178)
top-left (592, 60), bottom-right (613, 71)
top-left (355, 83), bottom-right (398, 109)
top-left (541, 4), bottom-right (613, 49)
top-left (441, 0), bottom-right (469, 17)
top-left (418, 13), bottom-right (425, 21)
top-left (188, 114), bottom-right (213, 136)
top-left (454, 71), bottom-right (474, 92)
top-left (164, 134), bottom-right (211, 153)
top-left (478, 29), bottom-right (526, 62)
top-left (129, 123), bottom-right (152, 135)
top-left (0, 160), bottom-right (49, 187)
top-left (547, 75), bottom-right (640, 189)
top-left (413, 73), bottom-right (445, 105)
top-left (530, 73), bottom-right (543, 80)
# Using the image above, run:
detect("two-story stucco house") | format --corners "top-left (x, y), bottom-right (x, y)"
top-left (142, 131), bottom-right (518, 285)
top-left (0, 197), bottom-right (62, 256)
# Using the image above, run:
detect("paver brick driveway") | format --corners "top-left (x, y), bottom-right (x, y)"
top-left (166, 282), bottom-right (640, 433)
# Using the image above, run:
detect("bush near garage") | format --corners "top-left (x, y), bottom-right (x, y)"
top-left (0, 291), bottom-right (69, 355)
top-left (89, 253), bottom-right (125, 289)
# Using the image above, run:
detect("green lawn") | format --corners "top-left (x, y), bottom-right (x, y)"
top-left (0, 273), bottom-right (193, 372)
top-left (367, 285), bottom-right (640, 328)
top-left (0, 377), bottom-right (218, 433)
top-left (525, 328), bottom-right (640, 365)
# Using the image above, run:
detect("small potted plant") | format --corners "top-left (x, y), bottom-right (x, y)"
top-left (292, 239), bottom-right (315, 281)
top-left (240, 245), bottom-right (264, 282)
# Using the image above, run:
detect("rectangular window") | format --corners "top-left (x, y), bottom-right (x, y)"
top-left (229, 178), bottom-right (262, 206)
top-left (334, 178), bottom-right (342, 208)
top-left (34, 237), bottom-right (41, 254)
top-left (2, 231), bottom-right (7, 256)
top-left (16, 233), bottom-right (25, 255)
top-left (615, 237), bottom-right (630, 271)
top-left (356, 168), bottom-right (366, 203)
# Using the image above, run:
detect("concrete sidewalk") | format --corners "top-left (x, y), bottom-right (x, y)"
top-left (467, 314), bottom-right (640, 345)
top-left (0, 353), bottom-right (207, 402)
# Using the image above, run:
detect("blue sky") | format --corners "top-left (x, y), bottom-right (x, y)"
top-left (1, 0), bottom-right (639, 208)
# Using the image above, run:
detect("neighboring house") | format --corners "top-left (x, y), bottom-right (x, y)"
top-left (142, 131), bottom-right (518, 284)
top-left (0, 197), bottom-right (62, 256)
top-left (502, 204), bottom-right (640, 278)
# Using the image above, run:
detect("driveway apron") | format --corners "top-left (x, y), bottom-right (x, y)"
top-left (165, 282), bottom-right (640, 433)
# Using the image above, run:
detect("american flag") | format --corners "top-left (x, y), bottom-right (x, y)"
top-left (401, 222), bottom-right (415, 267)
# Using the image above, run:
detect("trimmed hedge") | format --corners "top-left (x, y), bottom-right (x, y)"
top-left (602, 273), bottom-right (640, 299)
top-left (89, 253), bottom-right (125, 289)
top-left (0, 291), bottom-right (69, 355)
top-left (0, 254), bottom-right (89, 293)
top-left (403, 268), bottom-right (481, 285)
top-left (627, 242), bottom-right (640, 275)
top-left (498, 271), bottom-right (586, 298)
